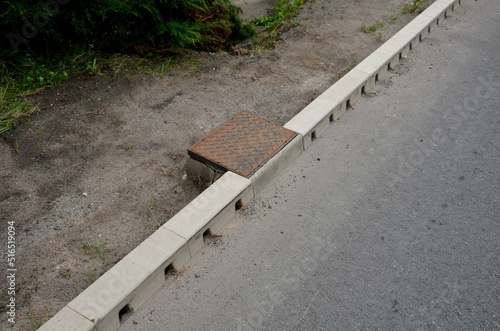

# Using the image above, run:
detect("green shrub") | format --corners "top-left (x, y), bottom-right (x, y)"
top-left (0, 0), bottom-right (254, 134)
top-left (1, 0), bottom-right (254, 61)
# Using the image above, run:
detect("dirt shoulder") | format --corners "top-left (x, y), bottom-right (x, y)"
top-left (1, 0), bottom-right (422, 328)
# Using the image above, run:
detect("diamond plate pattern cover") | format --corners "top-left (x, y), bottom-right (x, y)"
top-left (187, 111), bottom-right (297, 178)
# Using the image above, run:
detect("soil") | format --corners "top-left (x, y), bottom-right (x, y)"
top-left (1, 0), bottom-right (425, 329)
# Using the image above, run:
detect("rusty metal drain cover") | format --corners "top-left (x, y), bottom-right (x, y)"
top-left (188, 111), bottom-right (297, 178)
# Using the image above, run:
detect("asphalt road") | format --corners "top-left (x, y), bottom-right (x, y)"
top-left (121, 1), bottom-right (500, 330)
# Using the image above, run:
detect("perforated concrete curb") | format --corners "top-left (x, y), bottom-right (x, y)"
top-left (39, 0), bottom-right (463, 329)
top-left (285, 0), bottom-right (462, 150)
top-left (249, 134), bottom-right (303, 197)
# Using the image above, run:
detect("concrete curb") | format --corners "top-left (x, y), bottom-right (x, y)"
top-left (285, 0), bottom-right (461, 150)
top-left (39, 0), bottom-right (463, 329)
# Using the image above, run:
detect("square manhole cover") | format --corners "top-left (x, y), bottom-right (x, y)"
top-left (187, 111), bottom-right (297, 178)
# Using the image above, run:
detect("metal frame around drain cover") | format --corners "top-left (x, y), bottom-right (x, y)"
top-left (187, 111), bottom-right (297, 178)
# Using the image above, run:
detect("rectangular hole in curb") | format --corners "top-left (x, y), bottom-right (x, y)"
top-left (410, 42), bottom-right (413, 50)
top-left (203, 228), bottom-right (212, 238)
top-left (329, 114), bottom-right (334, 122)
top-left (452, 4), bottom-right (454, 11)
top-left (311, 131), bottom-right (317, 141)
top-left (436, 18), bottom-right (439, 25)
top-left (235, 199), bottom-right (243, 210)
top-left (428, 26), bottom-right (431, 33)
top-left (375, 73), bottom-right (379, 82)
top-left (399, 52), bottom-right (402, 60)
top-left (346, 99), bottom-right (351, 110)
top-left (164, 263), bottom-right (174, 279)
top-left (387, 63), bottom-right (391, 71)
top-left (419, 34), bottom-right (423, 42)
top-left (361, 85), bottom-right (365, 94)
top-left (119, 305), bottom-right (132, 324)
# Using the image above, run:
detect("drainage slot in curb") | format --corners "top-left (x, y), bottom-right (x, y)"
top-left (119, 305), bottom-right (133, 324)
top-left (203, 228), bottom-right (212, 238)
top-left (437, 18), bottom-right (439, 25)
top-left (361, 86), bottom-right (365, 94)
top-left (346, 99), bottom-right (351, 110)
top-left (419, 34), bottom-right (423, 42)
top-left (387, 63), bottom-right (391, 71)
top-left (410, 43), bottom-right (413, 50)
top-left (164, 263), bottom-right (174, 278)
top-left (428, 26), bottom-right (431, 33)
top-left (329, 114), bottom-right (334, 122)
top-left (452, 4), bottom-right (454, 11)
top-left (235, 199), bottom-right (243, 210)
top-left (375, 73), bottom-right (379, 82)
top-left (399, 52), bottom-right (402, 60)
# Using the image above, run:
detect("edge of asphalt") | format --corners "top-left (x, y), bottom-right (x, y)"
top-left (39, 0), bottom-right (464, 329)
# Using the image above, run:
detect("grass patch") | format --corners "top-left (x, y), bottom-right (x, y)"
top-left (0, 51), bottom-right (180, 134)
top-left (251, 0), bottom-right (307, 43)
top-left (359, 21), bottom-right (385, 34)
top-left (401, 0), bottom-right (430, 14)
top-left (81, 239), bottom-right (109, 264)
top-left (360, 0), bottom-right (431, 42)
top-left (1, 50), bottom-right (97, 134)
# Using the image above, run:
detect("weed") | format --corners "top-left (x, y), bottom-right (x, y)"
top-left (86, 57), bottom-right (104, 76)
top-left (0, 78), bottom-right (37, 134)
top-left (112, 55), bottom-right (176, 80)
top-left (16, 305), bottom-right (51, 329)
top-left (149, 59), bottom-right (174, 76)
top-left (360, 21), bottom-right (385, 34)
top-left (183, 57), bottom-right (200, 74)
top-left (81, 239), bottom-right (109, 264)
top-left (125, 144), bottom-right (134, 151)
top-left (251, 0), bottom-right (307, 42)
top-left (376, 27), bottom-right (390, 42)
top-left (361, 0), bottom-right (429, 44)
top-left (81, 260), bottom-right (98, 283)
top-left (14, 137), bottom-right (19, 153)
top-left (388, 8), bottom-right (402, 24)
top-left (401, 0), bottom-right (430, 14)
top-left (148, 198), bottom-right (165, 228)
